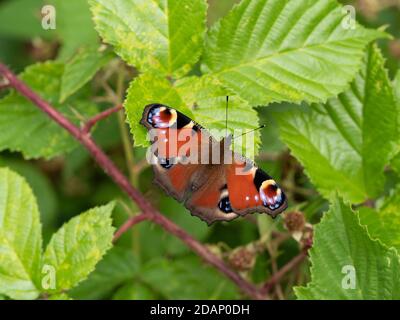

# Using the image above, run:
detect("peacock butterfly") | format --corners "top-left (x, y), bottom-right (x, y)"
top-left (140, 103), bottom-right (287, 225)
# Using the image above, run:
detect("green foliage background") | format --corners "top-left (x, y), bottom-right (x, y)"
top-left (0, 0), bottom-right (400, 300)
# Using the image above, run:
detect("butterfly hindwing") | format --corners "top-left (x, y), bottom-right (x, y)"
top-left (151, 155), bottom-right (198, 202)
top-left (185, 166), bottom-right (238, 224)
top-left (226, 155), bottom-right (287, 217)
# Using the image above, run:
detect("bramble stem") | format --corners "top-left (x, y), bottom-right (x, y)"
top-left (113, 213), bottom-right (151, 242)
top-left (0, 62), bottom-right (265, 300)
top-left (261, 251), bottom-right (307, 295)
top-left (82, 104), bottom-right (123, 134)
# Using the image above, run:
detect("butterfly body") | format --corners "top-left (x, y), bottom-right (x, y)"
top-left (141, 104), bottom-right (287, 225)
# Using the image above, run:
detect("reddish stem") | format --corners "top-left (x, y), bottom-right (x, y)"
top-left (0, 63), bottom-right (264, 300)
top-left (261, 251), bottom-right (307, 295)
top-left (113, 213), bottom-right (151, 242)
top-left (82, 104), bottom-right (123, 134)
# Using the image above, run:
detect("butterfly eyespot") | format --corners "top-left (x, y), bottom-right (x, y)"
top-left (218, 196), bottom-right (233, 214)
top-left (147, 105), bottom-right (177, 128)
top-left (259, 180), bottom-right (284, 210)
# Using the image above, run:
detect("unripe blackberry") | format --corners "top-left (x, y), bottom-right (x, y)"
top-left (284, 211), bottom-right (305, 233)
top-left (228, 247), bottom-right (255, 272)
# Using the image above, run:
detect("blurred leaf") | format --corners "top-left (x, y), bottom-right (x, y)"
top-left (70, 246), bottom-right (139, 299)
top-left (358, 187), bottom-right (400, 252)
top-left (49, 0), bottom-right (99, 60)
top-left (48, 293), bottom-right (72, 300)
top-left (112, 282), bottom-right (157, 300)
top-left (277, 45), bottom-right (398, 203)
top-left (394, 69), bottom-right (400, 101)
top-left (300, 195), bottom-right (328, 221)
top-left (257, 214), bottom-right (276, 240)
top-left (0, 168), bottom-right (42, 300)
top-left (0, 38), bottom-right (33, 72)
top-left (207, 218), bottom-right (259, 247)
top-left (0, 157), bottom-right (58, 232)
top-left (391, 152), bottom-right (400, 175)
top-left (125, 73), bottom-right (261, 157)
top-left (89, 0), bottom-right (207, 77)
top-left (60, 47), bottom-right (113, 103)
top-left (390, 70), bottom-right (400, 173)
top-left (0, 62), bottom-right (97, 159)
top-left (141, 256), bottom-right (240, 299)
top-left (137, 195), bottom-right (210, 260)
top-left (251, 253), bottom-right (271, 284)
top-left (257, 104), bottom-right (287, 154)
top-left (43, 202), bottom-right (115, 292)
top-left (203, 0), bottom-right (385, 105)
top-left (295, 196), bottom-right (400, 299)
top-left (0, 0), bottom-right (56, 40)
top-left (63, 115), bottom-right (122, 179)
top-left (0, 0), bottom-right (98, 59)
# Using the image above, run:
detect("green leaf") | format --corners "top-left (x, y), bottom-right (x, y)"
top-left (125, 73), bottom-right (261, 157)
top-left (137, 195), bottom-right (210, 260)
top-left (394, 70), bottom-right (400, 132)
top-left (276, 45), bottom-right (398, 203)
top-left (0, 158), bottom-right (58, 234)
top-left (391, 70), bottom-right (400, 173)
top-left (0, 168), bottom-right (42, 300)
top-left (175, 76), bottom-right (261, 158)
top-left (295, 196), bottom-right (400, 299)
top-left (358, 187), bottom-right (400, 252)
top-left (69, 246), bottom-right (139, 299)
top-left (0, 61), bottom-right (97, 159)
top-left (112, 282), bottom-right (158, 300)
top-left (394, 70), bottom-right (400, 100)
top-left (60, 47), bottom-right (113, 103)
top-left (141, 256), bottom-right (240, 299)
top-left (48, 293), bottom-right (73, 300)
top-left (49, 0), bottom-right (99, 60)
top-left (203, 0), bottom-right (385, 105)
top-left (125, 73), bottom-right (188, 147)
top-left (42, 202), bottom-right (115, 293)
top-left (0, 0), bottom-right (56, 40)
top-left (89, 0), bottom-right (207, 77)
top-left (257, 214), bottom-right (276, 240)
top-left (257, 104), bottom-right (287, 154)
top-left (0, 0), bottom-right (99, 59)
top-left (390, 154), bottom-right (400, 175)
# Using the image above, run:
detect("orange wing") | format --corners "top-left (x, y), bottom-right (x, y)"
top-left (226, 157), bottom-right (287, 217)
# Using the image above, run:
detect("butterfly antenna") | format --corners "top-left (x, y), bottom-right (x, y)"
top-left (233, 125), bottom-right (266, 140)
top-left (225, 96), bottom-right (229, 138)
